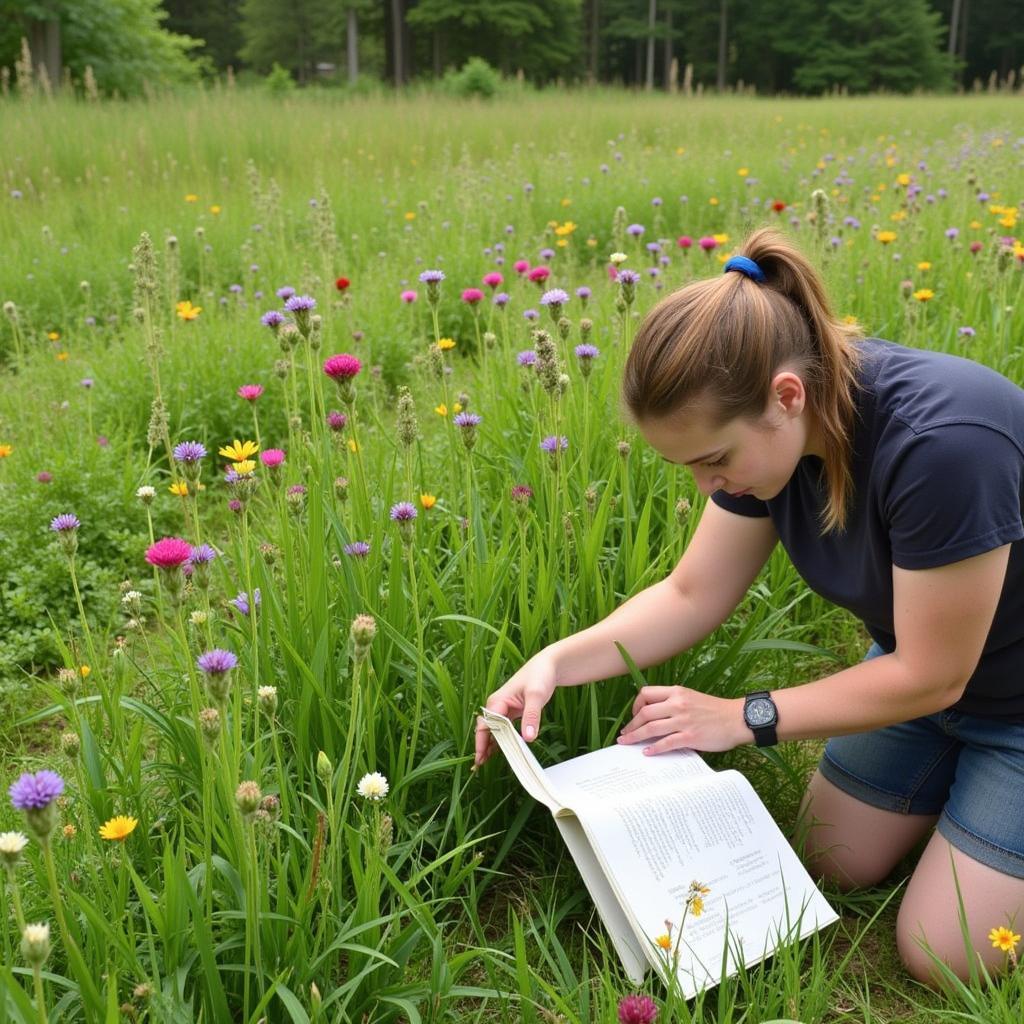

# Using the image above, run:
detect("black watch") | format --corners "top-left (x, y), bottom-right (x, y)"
top-left (743, 690), bottom-right (779, 747)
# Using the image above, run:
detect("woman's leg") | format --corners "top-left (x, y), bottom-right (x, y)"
top-left (796, 769), bottom-right (939, 891)
top-left (896, 832), bottom-right (1024, 986)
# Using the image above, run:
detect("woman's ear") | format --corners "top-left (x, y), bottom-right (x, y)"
top-left (771, 370), bottom-right (807, 418)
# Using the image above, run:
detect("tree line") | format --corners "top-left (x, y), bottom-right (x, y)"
top-left (1, 0), bottom-right (1022, 97)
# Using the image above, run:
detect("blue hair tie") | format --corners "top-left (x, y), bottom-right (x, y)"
top-left (722, 255), bottom-right (766, 283)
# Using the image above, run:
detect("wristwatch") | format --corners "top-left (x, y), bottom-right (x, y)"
top-left (743, 690), bottom-right (779, 747)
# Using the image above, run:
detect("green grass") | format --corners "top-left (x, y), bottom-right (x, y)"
top-left (0, 87), bottom-right (1022, 1022)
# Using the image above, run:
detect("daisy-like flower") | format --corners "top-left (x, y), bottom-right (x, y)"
top-left (913, 288), bottom-right (934, 302)
top-left (237, 384), bottom-right (264, 401)
top-left (176, 300), bottom-right (202, 321)
top-left (420, 494), bottom-right (437, 509)
top-left (876, 230), bottom-right (897, 245)
top-left (617, 994), bottom-right (658, 1024)
top-left (438, 338), bottom-right (456, 351)
top-left (654, 933), bottom-right (672, 950)
top-left (99, 815), bottom-right (138, 842)
top-left (173, 441), bottom-right (206, 463)
top-left (169, 481), bottom-right (189, 497)
top-left (356, 771), bottom-right (389, 801)
top-left (989, 926), bottom-right (1021, 952)
top-left (343, 541), bottom-right (370, 557)
top-left (219, 439), bottom-right (260, 463)
top-left (0, 830), bottom-right (30, 867)
top-left (0, 444), bottom-right (12, 457)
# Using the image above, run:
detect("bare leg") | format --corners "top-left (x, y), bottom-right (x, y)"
top-left (896, 832), bottom-right (1024, 987)
top-left (795, 769), bottom-right (939, 891)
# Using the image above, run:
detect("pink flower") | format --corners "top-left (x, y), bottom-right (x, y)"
top-left (260, 449), bottom-right (285, 467)
top-left (482, 272), bottom-right (503, 289)
top-left (400, 290), bottom-right (418, 304)
top-left (145, 537), bottom-right (193, 568)
top-left (237, 384), bottom-right (264, 401)
top-left (698, 236), bottom-right (717, 251)
top-left (677, 235), bottom-right (693, 249)
top-left (617, 994), bottom-right (658, 1024)
top-left (607, 264), bottom-right (619, 281)
top-left (527, 265), bottom-right (551, 284)
top-left (323, 354), bottom-right (362, 379)
top-left (461, 288), bottom-right (485, 305)
top-left (513, 259), bottom-right (530, 275)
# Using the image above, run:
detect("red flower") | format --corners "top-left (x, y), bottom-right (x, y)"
top-left (323, 353), bottom-right (362, 379)
top-left (335, 276), bottom-right (350, 291)
top-left (771, 200), bottom-right (787, 213)
top-left (527, 266), bottom-right (551, 284)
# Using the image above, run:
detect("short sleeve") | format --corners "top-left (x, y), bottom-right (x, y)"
top-left (884, 424), bottom-right (1024, 570)
top-left (711, 489), bottom-right (771, 518)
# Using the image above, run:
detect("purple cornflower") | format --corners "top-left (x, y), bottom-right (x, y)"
top-left (493, 292), bottom-right (511, 308)
top-left (197, 649), bottom-right (238, 675)
top-left (189, 544), bottom-right (217, 564)
top-left (576, 286), bottom-right (591, 302)
top-left (540, 288), bottom-right (570, 308)
top-left (627, 223), bottom-right (645, 237)
top-left (230, 590), bottom-right (260, 616)
top-left (173, 441), bottom-right (207, 463)
top-left (261, 310), bottom-right (285, 330)
top-left (958, 326), bottom-right (976, 336)
top-left (9, 770), bottom-right (65, 811)
top-left (284, 295), bottom-right (316, 313)
top-left (343, 541), bottom-right (371, 557)
top-left (575, 343), bottom-right (600, 360)
top-left (390, 502), bottom-right (418, 522)
top-left (517, 350), bottom-right (538, 366)
top-left (276, 286), bottom-right (296, 300)
top-left (843, 216), bottom-right (861, 229)
top-left (617, 270), bottom-right (641, 285)
top-left (49, 513), bottom-right (80, 533)
top-left (80, 378), bottom-right (94, 389)
top-left (453, 412), bottom-right (482, 428)
top-left (540, 435), bottom-right (568, 452)
top-left (418, 270), bottom-right (445, 284)
top-left (539, 247), bottom-right (555, 261)
top-left (523, 309), bottom-right (539, 321)
top-left (945, 227), bottom-right (959, 240)
top-left (617, 994), bottom-right (658, 1024)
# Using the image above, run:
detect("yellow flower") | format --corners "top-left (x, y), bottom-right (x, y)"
top-left (737, 167), bottom-right (749, 177)
top-left (709, 197), bottom-right (719, 206)
top-left (99, 815), bottom-right (138, 842)
top-left (452, 402), bottom-right (463, 414)
top-left (434, 404), bottom-right (448, 417)
top-left (842, 315), bottom-right (859, 325)
top-left (998, 215), bottom-right (1017, 230)
top-left (169, 481), bottom-right (189, 496)
top-left (885, 155), bottom-right (896, 167)
top-left (79, 665), bottom-right (90, 678)
top-left (405, 211), bottom-right (416, 221)
top-left (676, 146), bottom-right (686, 154)
top-left (555, 221), bottom-right (576, 236)
top-left (209, 205), bottom-right (221, 215)
top-left (917, 261), bottom-right (931, 271)
top-left (690, 897), bottom-right (705, 916)
top-left (970, 220), bottom-right (982, 229)
top-left (889, 210), bottom-right (907, 222)
top-left (56, 352), bottom-right (69, 361)
top-left (234, 460), bottom-right (256, 476)
top-left (870, 194), bottom-right (881, 203)
top-left (712, 233), bottom-right (729, 244)
top-left (62, 824), bottom-right (77, 839)
top-left (913, 289), bottom-right (934, 302)
top-left (586, 237), bottom-right (598, 247)
top-left (218, 439), bottom-right (259, 462)
top-left (419, 493), bottom-right (437, 509)
top-left (176, 300), bottom-right (202, 321)
top-left (556, 239), bottom-right (568, 247)
top-left (438, 338), bottom-right (456, 351)
top-left (655, 933), bottom-right (672, 950)
top-left (896, 172), bottom-right (911, 186)
top-left (989, 926), bottom-right (1020, 952)
top-left (184, 194), bottom-right (198, 203)
top-left (0, 444), bottom-right (12, 457)
top-left (348, 438), bottom-right (359, 453)
top-left (876, 230), bottom-right (897, 245)
top-left (47, 330), bottom-right (60, 341)
top-left (560, 198), bottom-right (572, 207)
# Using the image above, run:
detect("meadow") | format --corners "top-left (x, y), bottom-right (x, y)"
top-left (0, 86), bottom-right (1022, 1023)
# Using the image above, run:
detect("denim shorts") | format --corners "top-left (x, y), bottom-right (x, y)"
top-left (818, 642), bottom-right (1024, 879)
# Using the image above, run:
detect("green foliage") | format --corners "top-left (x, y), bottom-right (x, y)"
top-left (264, 59), bottom-right (296, 95)
top-left (444, 56), bottom-right (502, 98)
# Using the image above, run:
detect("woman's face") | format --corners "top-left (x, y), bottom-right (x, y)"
top-left (636, 371), bottom-right (818, 501)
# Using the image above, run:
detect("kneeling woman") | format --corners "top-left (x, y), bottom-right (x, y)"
top-left (476, 226), bottom-right (1024, 985)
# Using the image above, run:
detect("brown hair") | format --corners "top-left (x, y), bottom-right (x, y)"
top-left (622, 226), bottom-right (863, 534)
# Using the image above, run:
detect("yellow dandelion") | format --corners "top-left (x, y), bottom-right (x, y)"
top-left (47, 330), bottom-right (60, 341)
top-left (557, 221), bottom-right (577, 234)
top-left (404, 212), bottom-right (417, 221)
top-left (917, 261), bottom-right (932, 271)
top-left (556, 239), bottom-right (568, 247)
top-left (870, 193), bottom-right (881, 203)
top-left (0, 444), bottom-right (12, 458)
top-left (737, 167), bottom-right (749, 177)
top-left (970, 220), bottom-right (982, 229)
top-left (79, 665), bottom-right (90, 678)
top-left (989, 926), bottom-right (1020, 952)
top-left (438, 338), bottom-right (456, 351)
top-left (176, 300), bottom-right (202, 321)
top-left (655, 933), bottom-right (672, 950)
top-left (209, 205), bottom-right (221, 215)
top-left (218, 439), bottom-right (259, 462)
top-left (234, 459), bottom-right (256, 476)
top-left (169, 481), bottom-right (189, 497)
top-left (690, 897), bottom-right (705, 916)
top-left (560, 198), bottom-right (572, 207)
top-left (452, 402), bottom-right (463, 414)
top-left (99, 815), bottom-right (138, 842)
top-left (876, 230), bottom-right (897, 245)
top-left (56, 352), bottom-right (69, 361)
top-left (842, 314), bottom-right (859, 325)
top-left (348, 438), bottom-right (359, 453)
top-left (913, 289), bottom-right (934, 302)
top-left (184, 194), bottom-right (198, 203)
top-left (712, 233), bottom-right (729, 244)
top-left (709, 196), bottom-right (719, 206)
top-left (896, 172), bottom-right (911, 186)
top-left (815, 160), bottom-right (826, 170)
top-left (434, 404), bottom-right (448, 417)
top-left (889, 210), bottom-right (907, 222)
top-left (419, 493), bottom-right (437, 509)
top-left (999, 215), bottom-right (1017, 230)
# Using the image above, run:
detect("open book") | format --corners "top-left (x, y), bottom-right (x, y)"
top-left (480, 708), bottom-right (838, 998)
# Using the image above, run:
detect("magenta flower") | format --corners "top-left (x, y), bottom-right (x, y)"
top-left (145, 537), bottom-right (193, 568)
top-left (400, 290), bottom-right (418, 303)
top-left (461, 288), bottom-right (485, 305)
top-left (323, 354), bottom-right (362, 380)
top-left (482, 272), bottom-right (503, 289)
top-left (260, 449), bottom-right (286, 467)
top-left (238, 384), bottom-right (264, 401)
top-left (698, 236), bottom-right (717, 252)
top-left (9, 770), bottom-right (65, 811)
top-left (326, 410), bottom-right (348, 431)
top-left (390, 502), bottom-right (417, 522)
top-left (677, 235), bottom-right (693, 249)
top-left (617, 994), bottom-right (658, 1024)
top-left (510, 484), bottom-right (533, 503)
top-left (528, 266), bottom-right (551, 284)
top-left (513, 259), bottom-right (530, 275)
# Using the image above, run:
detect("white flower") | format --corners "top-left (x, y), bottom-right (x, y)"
top-left (356, 771), bottom-right (389, 801)
top-left (121, 590), bottom-right (142, 605)
top-left (609, 252), bottom-right (628, 265)
top-left (0, 831), bottom-right (29, 865)
top-left (257, 685), bottom-right (276, 700)
top-left (136, 486), bottom-right (156, 499)
top-left (189, 610), bottom-right (208, 626)
top-left (22, 923), bottom-right (49, 944)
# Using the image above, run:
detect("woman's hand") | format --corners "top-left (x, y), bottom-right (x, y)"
top-left (617, 686), bottom-right (748, 754)
top-left (474, 651), bottom-right (559, 768)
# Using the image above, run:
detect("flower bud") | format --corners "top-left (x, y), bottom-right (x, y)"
top-left (316, 751), bottom-right (333, 786)
top-left (20, 923), bottom-right (50, 967)
top-left (257, 685), bottom-right (278, 716)
top-left (199, 707), bottom-right (221, 745)
top-left (235, 780), bottom-right (262, 821)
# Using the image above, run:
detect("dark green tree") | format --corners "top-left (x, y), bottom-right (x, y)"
top-left (162, 0), bottom-right (245, 72)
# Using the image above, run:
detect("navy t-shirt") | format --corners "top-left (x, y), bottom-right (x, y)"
top-left (712, 338), bottom-right (1024, 720)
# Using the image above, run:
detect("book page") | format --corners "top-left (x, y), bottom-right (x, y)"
top-left (478, 709), bottom-right (561, 810)
top-left (563, 769), bottom-right (838, 998)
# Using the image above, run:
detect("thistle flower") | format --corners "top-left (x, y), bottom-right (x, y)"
top-left (197, 649), bottom-right (237, 704)
top-left (400, 289), bottom-right (417, 303)
top-left (516, 350), bottom-right (537, 367)
top-left (260, 310), bottom-right (285, 334)
top-left (284, 295), bottom-right (316, 337)
top-left (198, 707), bottom-right (221, 744)
top-left (482, 271), bottom-right (503, 289)
top-left (49, 513), bottom-right (80, 557)
top-left (145, 537), bottom-right (192, 570)
top-left (323, 353), bottom-right (362, 405)
top-left (230, 589), bottom-right (260, 617)
top-left (461, 288), bottom-right (485, 306)
top-left (326, 410), bottom-right (348, 432)
top-left (617, 994), bottom-right (658, 1024)
top-left (527, 265), bottom-right (551, 285)
top-left (98, 815), bottom-right (138, 842)
top-left (343, 540), bottom-right (370, 557)
top-left (356, 771), bottom-right (389, 801)
top-left (541, 435), bottom-right (568, 470)
top-left (419, 269), bottom-right (444, 307)
top-left (617, 269), bottom-right (640, 306)
top-left (237, 384), bottom-right (264, 402)
top-left (334, 477), bottom-right (350, 502)
top-left (493, 291), bottom-right (511, 308)
top-left (260, 449), bottom-right (286, 476)
top-left (390, 502), bottom-right (417, 545)
top-left (453, 411), bottom-right (482, 451)
top-left (0, 830), bottom-right (30, 868)
top-left (276, 286), bottom-right (296, 301)
top-left (258, 685), bottom-right (278, 716)
top-left (540, 288), bottom-right (569, 322)
top-left (9, 770), bottom-right (64, 840)
top-left (173, 441), bottom-right (207, 464)
top-left (574, 343), bottom-right (600, 377)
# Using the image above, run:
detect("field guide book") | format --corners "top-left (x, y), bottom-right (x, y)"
top-left (480, 708), bottom-right (839, 998)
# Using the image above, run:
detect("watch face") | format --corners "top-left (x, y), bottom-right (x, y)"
top-left (745, 698), bottom-right (776, 726)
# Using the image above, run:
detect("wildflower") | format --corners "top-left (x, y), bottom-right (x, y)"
top-left (230, 589), bottom-right (260, 616)
top-left (235, 781), bottom-right (262, 822)
top-left (517, 350), bottom-right (537, 367)
top-left (453, 411), bottom-right (482, 451)
top-left (36, 471), bottom-right (51, 483)
top-left (233, 459), bottom-right (256, 477)
top-left (9, 770), bottom-right (65, 840)
top-left (419, 269), bottom-right (445, 306)
top-left (438, 337), bottom-right (456, 351)
top-left (617, 994), bottom-right (658, 1024)
top-left (357, 771), bottom-right (389, 801)
top-left (420, 493), bottom-right (437, 509)
top-left (528, 265), bottom-right (551, 285)
top-left (145, 537), bottom-right (192, 569)
top-left (237, 384), bottom-right (264, 402)
top-left (344, 540), bottom-right (370, 557)
top-left (260, 448), bottom-right (286, 468)
top-left (0, 831), bottom-right (29, 868)
top-left (50, 513), bottom-right (80, 557)
top-left (99, 815), bottom-right (138, 842)
top-left (334, 477), bottom-right (350, 502)
top-left (173, 440), bottom-right (207, 465)
top-left (286, 484), bottom-right (306, 513)
top-left (276, 286), bottom-right (296, 301)
top-left (958, 326), bottom-right (976, 337)
top-left (655, 933), bottom-right (672, 950)
top-left (261, 309), bottom-right (285, 333)
top-left (326, 410), bottom-right (348, 432)
top-left (62, 823), bottom-right (76, 838)
top-left (396, 386), bottom-right (418, 449)
top-left (188, 543), bottom-right (216, 589)
top-left (0, 444), bottom-right (12, 458)
top-left (197, 649), bottom-right (237, 703)
top-left (493, 292), bottom-right (511, 308)
top-left (323, 353), bottom-right (362, 405)
top-left (876, 230), bottom-right (897, 244)
top-left (988, 926), bottom-right (1021, 952)
top-left (617, 269), bottom-right (640, 306)
top-left (176, 300), bottom-right (202, 321)
top-left (136, 485), bottom-right (156, 505)
top-left (482, 272), bottom-right (503, 289)
top-left (435, 404), bottom-right (448, 417)
top-left (257, 686), bottom-right (278, 715)
top-left (540, 288), bottom-right (569, 321)
top-left (350, 613), bottom-right (376, 661)
top-left (574, 343), bottom-right (600, 377)
top-left (400, 289), bottom-right (417, 303)
top-left (185, 194), bottom-right (198, 202)
top-left (913, 289), bottom-right (934, 302)
top-left (917, 261), bottom-right (932, 271)
top-left (390, 501), bottom-right (417, 544)
top-left (198, 707), bottom-right (221, 744)
top-left (969, 241), bottom-right (984, 255)
top-left (20, 923), bottom-right (51, 968)
top-left (219, 439), bottom-right (259, 463)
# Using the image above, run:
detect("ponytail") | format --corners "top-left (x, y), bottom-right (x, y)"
top-left (622, 226), bottom-right (862, 533)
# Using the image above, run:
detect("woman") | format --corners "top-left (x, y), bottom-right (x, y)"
top-left (474, 227), bottom-right (1024, 986)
